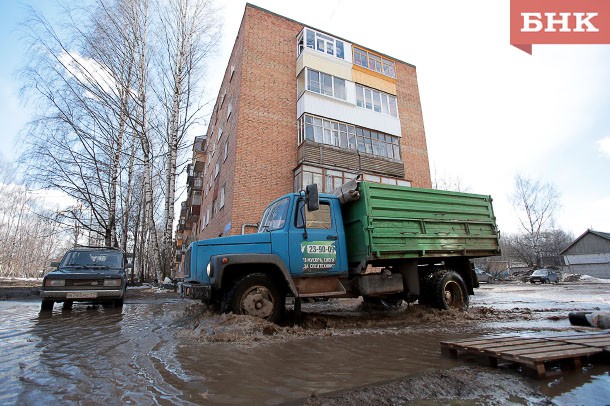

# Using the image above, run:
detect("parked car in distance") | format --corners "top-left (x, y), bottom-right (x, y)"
top-left (40, 247), bottom-right (131, 311)
top-left (529, 269), bottom-right (560, 284)
top-left (474, 268), bottom-right (493, 283)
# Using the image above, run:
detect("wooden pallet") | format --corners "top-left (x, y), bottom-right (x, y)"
top-left (440, 332), bottom-right (610, 378)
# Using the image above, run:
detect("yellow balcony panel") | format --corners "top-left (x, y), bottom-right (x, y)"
top-left (297, 48), bottom-right (352, 81)
top-left (352, 65), bottom-right (397, 95)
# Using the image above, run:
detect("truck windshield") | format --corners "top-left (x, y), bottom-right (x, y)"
top-left (258, 197), bottom-right (290, 232)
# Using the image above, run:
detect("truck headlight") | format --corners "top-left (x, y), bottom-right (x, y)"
top-left (206, 263), bottom-right (211, 276)
top-left (103, 279), bottom-right (122, 287)
top-left (45, 279), bottom-right (65, 287)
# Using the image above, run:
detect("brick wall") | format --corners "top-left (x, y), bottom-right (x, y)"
top-left (395, 62), bottom-right (432, 188)
top-left (230, 6), bottom-right (303, 233)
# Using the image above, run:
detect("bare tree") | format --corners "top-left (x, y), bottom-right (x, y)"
top-left (18, 0), bottom-right (220, 281)
top-left (510, 175), bottom-right (561, 268)
top-left (0, 160), bottom-right (70, 278)
top-left (431, 165), bottom-right (470, 192)
top-left (20, 3), bottom-right (140, 248)
top-left (153, 0), bottom-right (220, 278)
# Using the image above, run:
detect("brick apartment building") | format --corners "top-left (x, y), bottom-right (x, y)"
top-left (174, 4), bottom-right (431, 274)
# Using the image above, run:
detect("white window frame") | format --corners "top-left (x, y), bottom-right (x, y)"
top-left (297, 28), bottom-right (345, 60)
top-left (355, 84), bottom-right (398, 118)
top-left (353, 46), bottom-right (396, 79)
top-left (219, 185), bottom-right (225, 209)
top-left (298, 114), bottom-right (401, 160)
top-left (306, 68), bottom-right (346, 101)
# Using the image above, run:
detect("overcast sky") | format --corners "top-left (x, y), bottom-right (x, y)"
top-left (1, 0), bottom-right (609, 236)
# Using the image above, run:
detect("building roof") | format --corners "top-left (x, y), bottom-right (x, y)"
top-left (560, 229), bottom-right (610, 255)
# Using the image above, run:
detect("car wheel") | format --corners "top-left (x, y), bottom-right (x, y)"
top-left (430, 271), bottom-right (469, 310)
top-left (545, 278), bottom-right (550, 284)
top-left (227, 273), bottom-right (285, 323)
top-left (41, 300), bottom-right (54, 311)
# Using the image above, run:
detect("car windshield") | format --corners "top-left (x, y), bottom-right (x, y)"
top-left (532, 269), bottom-right (548, 276)
top-left (60, 251), bottom-right (124, 269)
top-left (258, 197), bottom-right (290, 232)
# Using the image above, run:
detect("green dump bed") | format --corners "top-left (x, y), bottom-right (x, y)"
top-left (341, 182), bottom-right (500, 265)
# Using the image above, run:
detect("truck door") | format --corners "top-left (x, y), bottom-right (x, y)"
top-left (288, 198), bottom-right (344, 276)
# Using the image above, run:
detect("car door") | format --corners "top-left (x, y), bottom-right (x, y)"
top-left (288, 198), bottom-right (342, 276)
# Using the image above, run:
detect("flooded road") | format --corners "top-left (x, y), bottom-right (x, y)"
top-left (1, 282), bottom-right (609, 405)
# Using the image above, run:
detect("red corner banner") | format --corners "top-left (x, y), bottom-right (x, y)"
top-left (510, 0), bottom-right (610, 54)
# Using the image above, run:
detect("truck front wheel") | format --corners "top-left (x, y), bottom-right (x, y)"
top-left (430, 271), bottom-right (469, 310)
top-left (228, 273), bottom-right (285, 323)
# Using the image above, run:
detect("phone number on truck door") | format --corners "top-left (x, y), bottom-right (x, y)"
top-left (307, 244), bottom-right (336, 254)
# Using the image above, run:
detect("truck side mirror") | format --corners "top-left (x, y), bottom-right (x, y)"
top-left (305, 184), bottom-right (319, 212)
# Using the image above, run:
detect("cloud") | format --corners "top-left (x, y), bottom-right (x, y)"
top-left (58, 51), bottom-right (118, 98)
top-left (597, 136), bottom-right (610, 158)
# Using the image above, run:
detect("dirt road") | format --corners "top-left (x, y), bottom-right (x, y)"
top-left (1, 280), bottom-right (609, 404)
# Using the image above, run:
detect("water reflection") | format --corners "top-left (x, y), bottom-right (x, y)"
top-left (0, 290), bottom-right (609, 405)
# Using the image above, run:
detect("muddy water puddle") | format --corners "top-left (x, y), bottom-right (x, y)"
top-left (0, 283), bottom-right (609, 404)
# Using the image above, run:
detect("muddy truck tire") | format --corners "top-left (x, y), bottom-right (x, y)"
top-left (429, 271), bottom-right (469, 310)
top-left (224, 273), bottom-right (285, 323)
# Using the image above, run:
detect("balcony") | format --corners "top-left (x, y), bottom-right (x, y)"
top-left (192, 175), bottom-right (204, 191)
top-left (297, 140), bottom-right (404, 178)
top-left (186, 163), bottom-right (194, 181)
top-left (194, 136), bottom-right (206, 153)
top-left (194, 158), bottom-right (205, 173)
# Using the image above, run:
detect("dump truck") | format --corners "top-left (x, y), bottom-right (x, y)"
top-left (181, 178), bottom-right (500, 322)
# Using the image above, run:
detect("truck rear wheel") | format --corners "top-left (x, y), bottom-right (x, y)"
top-left (430, 271), bottom-right (469, 310)
top-left (228, 273), bottom-right (285, 323)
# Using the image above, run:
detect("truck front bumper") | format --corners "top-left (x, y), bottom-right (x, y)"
top-left (181, 283), bottom-right (212, 301)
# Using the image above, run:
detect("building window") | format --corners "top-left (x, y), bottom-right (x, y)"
top-left (353, 46), bottom-right (396, 78)
top-left (227, 100), bottom-right (232, 119)
top-left (230, 64), bottom-right (235, 80)
top-left (294, 165), bottom-right (410, 193)
top-left (205, 208), bottom-right (210, 226)
top-left (298, 114), bottom-right (401, 160)
top-left (219, 184), bottom-right (225, 209)
top-left (355, 85), bottom-right (398, 117)
top-left (212, 198), bottom-right (217, 218)
top-left (297, 28), bottom-right (344, 60)
top-left (214, 160), bottom-right (220, 179)
top-left (218, 126), bottom-right (223, 141)
top-left (223, 141), bottom-right (228, 162)
top-left (305, 69), bottom-right (346, 100)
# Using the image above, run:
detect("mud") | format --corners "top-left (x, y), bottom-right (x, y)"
top-left (1, 280), bottom-right (609, 404)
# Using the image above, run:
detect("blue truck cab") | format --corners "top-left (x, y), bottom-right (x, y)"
top-left (181, 188), bottom-right (348, 321)
top-left (181, 180), bottom-right (500, 323)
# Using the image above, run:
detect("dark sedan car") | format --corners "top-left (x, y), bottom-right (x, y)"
top-left (529, 269), bottom-right (560, 284)
top-left (40, 247), bottom-right (131, 311)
